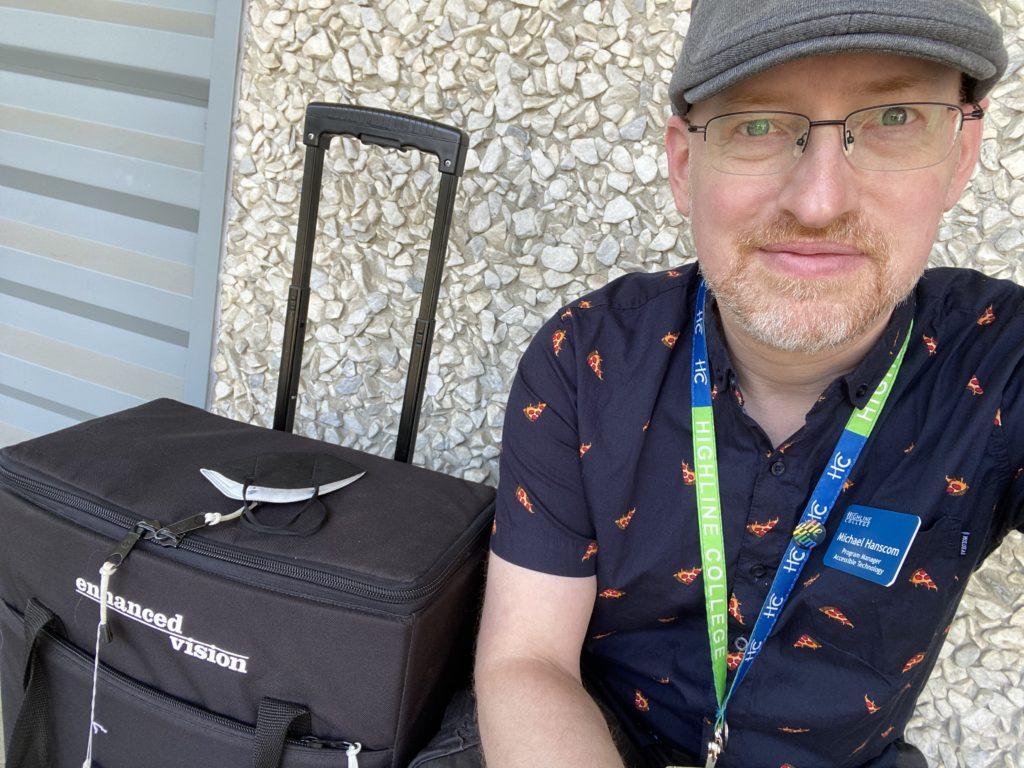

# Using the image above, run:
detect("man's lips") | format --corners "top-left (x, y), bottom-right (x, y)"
top-left (756, 244), bottom-right (868, 278)
top-left (760, 241), bottom-right (863, 256)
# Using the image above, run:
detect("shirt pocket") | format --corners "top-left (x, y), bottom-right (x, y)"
top-left (805, 515), bottom-right (963, 680)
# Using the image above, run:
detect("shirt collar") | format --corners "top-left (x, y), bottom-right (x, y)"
top-left (704, 290), bottom-right (917, 409)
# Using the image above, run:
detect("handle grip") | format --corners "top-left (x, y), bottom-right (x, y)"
top-left (303, 103), bottom-right (469, 175)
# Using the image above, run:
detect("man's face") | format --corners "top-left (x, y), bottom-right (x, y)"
top-left (665, 52), bottom-right (986, 354)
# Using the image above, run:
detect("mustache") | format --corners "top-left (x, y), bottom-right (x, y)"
top-left (735, 218), bottom-right (894, 260)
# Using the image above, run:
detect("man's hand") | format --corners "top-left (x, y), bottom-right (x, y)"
top-left (473, 553), bottom-right (625, 768)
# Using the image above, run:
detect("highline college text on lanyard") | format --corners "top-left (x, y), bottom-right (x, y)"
top-left (689, 279), bottom-right (912, 768)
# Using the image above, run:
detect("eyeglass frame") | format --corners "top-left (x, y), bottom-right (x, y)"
top-left (682, 101), bottom-right (985, 173)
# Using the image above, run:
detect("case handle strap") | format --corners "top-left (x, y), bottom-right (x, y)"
top-left (7, 598), bottom-right (64, 768)
top-left (252, 697), bottom-right (313, 768)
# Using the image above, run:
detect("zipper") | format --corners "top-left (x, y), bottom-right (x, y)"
top-left (12, 603), bottom-right (361, 755)
top-left (0, 460), bottom-right (489, 606)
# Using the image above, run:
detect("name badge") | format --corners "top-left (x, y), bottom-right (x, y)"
top-left (823, 505), bottom-right (920, 587)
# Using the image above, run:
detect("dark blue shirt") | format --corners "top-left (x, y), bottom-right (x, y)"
top-left (489, 262), bottom-right (1024, 767)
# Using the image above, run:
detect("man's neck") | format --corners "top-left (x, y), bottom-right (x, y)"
top-left (714, 304), bottom-right (893, 446)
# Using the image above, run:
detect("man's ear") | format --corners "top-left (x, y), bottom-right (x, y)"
top-left (943, 96), bottom-right (989, 212)
top-left (665, 114), bottom-right (694, 218)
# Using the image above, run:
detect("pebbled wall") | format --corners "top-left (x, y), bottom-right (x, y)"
top-left (213, 1), bottom-right (1024, 764)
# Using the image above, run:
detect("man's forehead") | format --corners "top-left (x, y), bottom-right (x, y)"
top-left (698, 52), bottom-right (959, 112)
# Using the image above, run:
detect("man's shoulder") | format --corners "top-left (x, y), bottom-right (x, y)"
top-left (543, 262), bottom-right (697, 328)
top-left (918, 266), bottom-right (1024, 320)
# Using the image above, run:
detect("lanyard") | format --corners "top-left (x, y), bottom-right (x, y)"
top-left (690, 278), bottom-right (912, 766)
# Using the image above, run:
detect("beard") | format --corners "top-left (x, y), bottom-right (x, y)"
top-left (701, 216), bottom-right (920, 355)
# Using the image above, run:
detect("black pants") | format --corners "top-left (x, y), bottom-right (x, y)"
top-left (406, 677), bottom-right (697, 768)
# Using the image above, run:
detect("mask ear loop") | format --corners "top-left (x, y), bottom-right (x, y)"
top-left (241, 476), bottom-right (327, 537)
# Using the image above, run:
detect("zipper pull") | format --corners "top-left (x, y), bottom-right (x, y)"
top-left (98, 519), bottom-right (161, 642)
top-left (346, 742), bottom-right (361, 768)
top-left (151, 503), bottom-right (253, 547)
top-left (150, 513), bottom-right (210, 548)
top-left (106, 518), bottom-right (162, 569)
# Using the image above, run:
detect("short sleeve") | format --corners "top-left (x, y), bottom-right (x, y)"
top-left (489, 309), bottom-right (597, 577)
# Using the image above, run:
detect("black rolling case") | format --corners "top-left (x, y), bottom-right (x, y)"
top-left (0, 104), bottom-right (494, 768)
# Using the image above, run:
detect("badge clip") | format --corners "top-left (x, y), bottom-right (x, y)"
top-left (704, 720), bottom-right (728, 768)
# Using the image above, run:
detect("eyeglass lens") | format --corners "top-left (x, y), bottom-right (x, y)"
top-left (705, 104), bottom-right (963, 175)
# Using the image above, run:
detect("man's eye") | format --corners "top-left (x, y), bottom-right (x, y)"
top-left (880, 107), bottom-right (910, 126)
top-left (742, 119), bottom-right (773, 137)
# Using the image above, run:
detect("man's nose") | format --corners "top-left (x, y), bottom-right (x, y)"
top-left (775, 123), bottom-right (860, 230)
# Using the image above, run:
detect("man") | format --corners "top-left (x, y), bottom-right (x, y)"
top-left (473, 2), bottom-right (1015, 767)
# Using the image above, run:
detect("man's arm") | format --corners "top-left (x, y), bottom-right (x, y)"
top-left (473, 552), bottom-right (624, 768)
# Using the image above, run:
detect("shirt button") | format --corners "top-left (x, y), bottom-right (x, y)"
top-left (733, 636), bottom-right (748, 652)
top-left (750, 564), bottom-right (768, 578)
top-left (770, 460), bottom-right (786, 476)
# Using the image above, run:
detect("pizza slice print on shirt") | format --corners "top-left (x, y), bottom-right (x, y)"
top-left (560, 307), bottom-right (573, 320)
top-left (666, 270), bottom-right (682, 278)
top-left (579, 442), bottom-right (592, 458)
top-left (976, 305), bottom-right (996, 326)
top-left (902, 652), bottom-right (925, 673)
top-left (634, 690), bottom-right (650, 712)
top-left (615, 507), bottom-right (636, 530)
top-left (727, 651), bottom-right (744, 671)
top-left (945, 476), bottom-right (969, 496)
top-left (515, 485), bottom-right (534, 513)
top-left (864, 695), bottom-right (879, 714)
top-left (680, 461), bottom-right (696, 485)
top-left (909, 568), bottom-right (938, 591)
top-left (746, 517), bottom-right (779, 538)
top-left (818, 606), bottom-right (854, 628)
top-left (922, 335), bottom-right (938, 355)
top-left (880, 725), bottom-right (895, 739)
top-left (674, 566), bottom-right (702, 585)
top-left (994, 408), bottom-right (1002, 427)
top-left (779, 727), bottom-right (811, 734)
top-left (662, 331), bottom-right (679, 349)
top-left (793, 634), bottom-right (822, 650)
top-left (522, 402), bottom-right (546, 421)
top-left (802, 573), bottom-right (820, 588)
top-left (729, 593), bottom-right (745, 625)
top-left (966, 375), bottom-right (984, 395)
top-left (582, 541), bottom-right (598, 562)
top-left (599, 588), bottom-right (626, 599)
top-left (577, 300), bottom-right (592, 310)
top-left (552, 329), bottom-right (566, 356)
top-left (587, 349), bottom-right (604, 380)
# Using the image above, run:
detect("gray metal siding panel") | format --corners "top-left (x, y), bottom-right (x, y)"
top-left (0, 0), bottom-right (244, 445)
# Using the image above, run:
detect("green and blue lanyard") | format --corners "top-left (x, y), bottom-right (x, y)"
top-left (689, 279), bottom-right (912, 767)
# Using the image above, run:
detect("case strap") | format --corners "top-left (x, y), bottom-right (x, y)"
top-left (253, 697), bottom-right (313, 768)
top-left (7, 598), bottom-right (63, 768)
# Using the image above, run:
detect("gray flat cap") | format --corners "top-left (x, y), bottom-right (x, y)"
top-left (669, 0), bottom-right (1009, 115)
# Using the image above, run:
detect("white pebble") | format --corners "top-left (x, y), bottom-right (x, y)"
top-left (603, 195), bottom-right (637, 223)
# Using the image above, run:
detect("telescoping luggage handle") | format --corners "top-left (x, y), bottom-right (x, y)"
top-left (273, 103), bottom-right (469, 465)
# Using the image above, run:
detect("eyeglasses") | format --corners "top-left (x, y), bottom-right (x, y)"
top-left (683, 102), bottom-right (984, 176)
